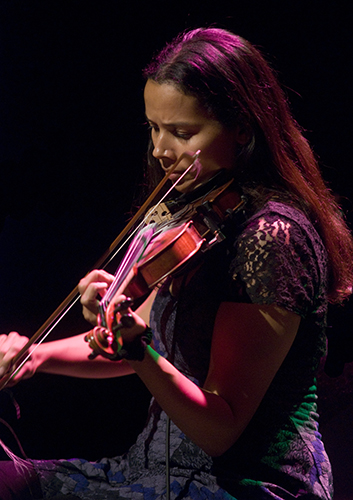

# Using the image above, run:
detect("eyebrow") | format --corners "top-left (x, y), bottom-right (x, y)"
top-left (145, 117), bottom-right (199, 128)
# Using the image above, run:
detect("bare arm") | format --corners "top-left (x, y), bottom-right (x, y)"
top-left (0, 273), bottom-right (157, 384)
top-left (0, 328), bottom-right (136, 385)
top-left (128, 301), bottom-right (300, 456)
top-left (34, 288), bottom-right (157, 379)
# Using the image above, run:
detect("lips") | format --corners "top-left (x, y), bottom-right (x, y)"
top-left (168, 171), bottom-right (184, 181)
top-left (160, 160), bottom-right (176, 173)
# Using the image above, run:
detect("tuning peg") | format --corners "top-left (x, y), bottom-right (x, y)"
top-left (112, 313), bottom-right (135, 333)
top-left (113, 297), bottom-right (133, 314)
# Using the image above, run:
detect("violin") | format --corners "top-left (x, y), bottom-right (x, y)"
top-left (0, 151), bottom-right (245, 387)
top-left (84, 178), bottom-right (245, 361)
top-left (84, 219), bottom-right (206, 360)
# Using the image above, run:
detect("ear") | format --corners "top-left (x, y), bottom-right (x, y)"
top-left (234, 125), bottom-right (252, 145)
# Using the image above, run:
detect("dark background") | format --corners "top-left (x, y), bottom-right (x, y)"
top-left (0, 1), bottom-right (352, 498)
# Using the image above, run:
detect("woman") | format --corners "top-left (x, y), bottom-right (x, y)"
top-left (1, 27), bottom-right (353, 500)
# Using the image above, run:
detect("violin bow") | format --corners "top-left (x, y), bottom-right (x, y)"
top-left (0, 151), bottom-right (201, 390)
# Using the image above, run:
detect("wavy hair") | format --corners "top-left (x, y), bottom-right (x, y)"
top-left (143, 27), bottom-right (353, 304)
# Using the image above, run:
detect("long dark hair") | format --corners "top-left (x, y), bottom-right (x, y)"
top-left (143, 27), bottom-right (353, 304)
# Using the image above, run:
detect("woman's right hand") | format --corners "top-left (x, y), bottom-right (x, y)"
top-left (78, 269), bottom-right (115, 325)
top-left (0, 332), bottom-right (37, 386)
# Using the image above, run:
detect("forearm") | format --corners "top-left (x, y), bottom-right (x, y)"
top-left (128, 346), bottom-right (238, 456)
top-left (34, 333), bottom-right (135, 379)
top-left (32, 291), bottom-right (157, 380)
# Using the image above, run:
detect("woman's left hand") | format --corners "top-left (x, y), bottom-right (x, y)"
top-left (105, 294), bottom-right (148, 344)
top-left (78, 269), bottom-right (115, 325)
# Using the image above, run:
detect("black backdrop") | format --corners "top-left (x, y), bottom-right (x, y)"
top-left (0, 1), bottom-right (352, 498)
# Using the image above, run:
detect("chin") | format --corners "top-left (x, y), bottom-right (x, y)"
top-left (174, 182), bottom-right (198, 194)
top-left (171, 177), bottom-right (197, 194)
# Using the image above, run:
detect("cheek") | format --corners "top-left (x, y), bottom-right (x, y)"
top-left (201, 139), bottom-right (237, 171)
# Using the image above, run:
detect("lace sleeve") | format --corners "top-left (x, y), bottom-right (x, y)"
top-left (230, 204), bottom-right (327, 317)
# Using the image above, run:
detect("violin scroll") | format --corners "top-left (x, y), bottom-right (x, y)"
top-left (84, 327), bottom-right (117, 360)
top-left (84, 297), bottom-right (136, 360)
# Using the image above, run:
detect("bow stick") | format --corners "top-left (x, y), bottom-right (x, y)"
top-left (0, 151), bottom-right (201, 390)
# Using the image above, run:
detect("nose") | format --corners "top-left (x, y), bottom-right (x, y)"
top-left (152, 133), bottom-right (176, 163)
top-left (152, 145), bottom-right (168, 159)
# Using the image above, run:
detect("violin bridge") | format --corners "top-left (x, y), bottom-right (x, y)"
top-left (145, 203), bottom-right (173, 225)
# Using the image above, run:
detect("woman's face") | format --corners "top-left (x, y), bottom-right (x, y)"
top-left (144, 80), bottom-right (243, 193)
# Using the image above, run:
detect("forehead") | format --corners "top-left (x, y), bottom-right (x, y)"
top-left (144, 80), bottom-right (203, 122)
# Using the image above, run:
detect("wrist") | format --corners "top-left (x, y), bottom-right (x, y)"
top-left (32, 342), bottom-right (49, 374)
top-left (117, 326), bottom-right (153, 361)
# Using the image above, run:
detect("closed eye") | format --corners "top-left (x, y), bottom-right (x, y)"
top-left (146, 121), bottom-right (159, 133)
top-left (173, 130), bottom-right (193, 140)
top-left (146, 119), bottom-right (197, 141)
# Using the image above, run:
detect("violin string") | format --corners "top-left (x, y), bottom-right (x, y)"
top-left (102, 224), bottom-right (158, 307)
top-left (98, 151), bottom-right (202, 307)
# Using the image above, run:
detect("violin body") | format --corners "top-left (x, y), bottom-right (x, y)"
top-left (85, 221), bottom-right (205, 360)
top-left (128, 221), bottom-right (205, 290)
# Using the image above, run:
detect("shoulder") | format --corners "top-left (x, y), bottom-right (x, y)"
top-left (237, 201), bottom-right (326, 262)
top-left (230, 201), bottom-right (328, 315)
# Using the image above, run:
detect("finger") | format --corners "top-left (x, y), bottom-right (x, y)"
top-left (3, 356), bottom-right (35, 387)
top-left (0, 332), bottom-right (28, 352)
top-left (78, 270), bottom-right (114, 294)
top-left (81, 281), bottom-right (109, 301)
top-left (1, 333), bottom-right (29, 360)
top-left (0, 333), bottom-right (29, 377)
top-left (107, 296), bottom-right (147, 340)
top-left (0, 334), bottom-right (9, 349)
top-left (80, 283), bottom-right (109, 325)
